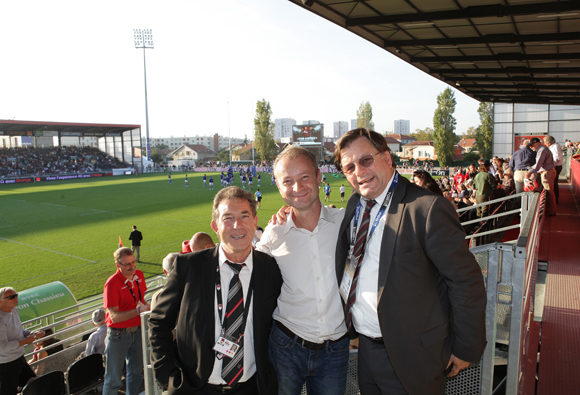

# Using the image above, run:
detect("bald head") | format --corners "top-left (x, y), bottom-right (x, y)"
top-left (190, 232), bottom-right (216, 252)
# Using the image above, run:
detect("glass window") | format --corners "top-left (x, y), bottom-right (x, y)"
top-left (514, 111), bottom-right (548, 122)
top-left (514, 122), bottom-right (548, 134)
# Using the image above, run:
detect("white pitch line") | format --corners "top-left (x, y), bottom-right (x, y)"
top-left (81, 209), bottom-right (122, 216)
top-left (6, 199), bottom-right (26, 202)
top-left (0, 225), bottom-right (14, 229)
top-left (0, 237), bottom-right (96, 263)
top-left (41, 203), bottom-right (67, 207)
top-left (0, 250), bottom-right (37, 260)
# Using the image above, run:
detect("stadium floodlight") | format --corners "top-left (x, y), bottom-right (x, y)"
top-left (133, 29), bottom-right (154, 161)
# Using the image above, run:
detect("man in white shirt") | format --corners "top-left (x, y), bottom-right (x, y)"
top-left (256, 146), bottom-right (349, 395)
top-left (543, 135), bottom-right (564, 204)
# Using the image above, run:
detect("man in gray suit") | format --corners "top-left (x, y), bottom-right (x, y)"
top-left (334, 129), bottom-right (486, 395)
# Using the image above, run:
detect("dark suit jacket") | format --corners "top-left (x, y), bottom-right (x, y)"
top-left (129, 230), bottom-right (143, 246)
top-left (149, 246), bottom-right (282, 395)
top-left (336, 175), bottom-right (486, 395)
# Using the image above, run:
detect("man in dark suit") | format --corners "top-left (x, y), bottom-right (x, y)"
top-left (128, 226), bottom-right (143, 262)
top-left (333, 129), bottom-right (486, 395)
top-left (149, 186), bottom-right (283, 395)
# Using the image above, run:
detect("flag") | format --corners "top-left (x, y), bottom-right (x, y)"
top-left (118, 236), bottom-right (124, 248)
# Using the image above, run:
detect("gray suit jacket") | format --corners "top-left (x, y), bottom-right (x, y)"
top-left (335, 175), bottom-right (486, 395)
top-left (149, 246), bottom-right (282, 394)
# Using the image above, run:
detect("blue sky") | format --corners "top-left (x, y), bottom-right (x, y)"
top-left (0, 0), bottom-right (480, 140)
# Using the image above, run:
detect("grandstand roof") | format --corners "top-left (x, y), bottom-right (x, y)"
top-left (0, 120), bottom-right (140, 136)
top-left (289, 0), bottom-right (580, 105)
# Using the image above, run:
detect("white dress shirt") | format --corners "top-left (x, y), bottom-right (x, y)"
top-left (350, 172), bottom-right (395, 338)
top-left (549, 143), bottom-right (564, 166)
top-left (208, 245), bottom-right (255, 385)
top-left (256, 203), bottom-right (347, 343)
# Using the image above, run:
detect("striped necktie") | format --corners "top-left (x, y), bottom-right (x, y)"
top-left (345, 199), bottom-right (376, 331)
top-left (222, 261), bottom-right (245, 386)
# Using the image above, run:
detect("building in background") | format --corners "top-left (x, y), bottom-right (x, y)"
top-left (394, 119), bottom-right (410, 136)
top-left (493, 103), bottom-right (580, 158)
top-left (351, 119), bottom-right (357, 130)
top-left (333, 121), bottom-right (349, 138)
top-left (274, 118), bottom-right (296, 141)
top-left (145, 134), bottom-right (245, 153)
top-left (390, 134), bottom-right (416, 151)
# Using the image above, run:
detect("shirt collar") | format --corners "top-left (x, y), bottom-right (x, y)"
top-left (282, 200), bottom-right (334, 235)
top-left (217, 244), bottom-right (253, 271)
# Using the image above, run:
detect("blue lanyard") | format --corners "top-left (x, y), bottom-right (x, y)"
top-left (351, 171), bottom-right (399, 247)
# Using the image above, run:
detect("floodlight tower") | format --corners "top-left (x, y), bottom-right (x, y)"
top-left (134, 29), bottom-right (154, 161)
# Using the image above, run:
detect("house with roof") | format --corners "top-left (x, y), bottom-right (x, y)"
top-left (390, 134), bottom-right (416, 146)
top-left (384, 136), bottom-right (401, 153)
top-left (458, 138), bottom-right (477, 153)
top-left (170, 144), bottom-right (216, 163)
top-left (402, 141), bottom-right (435, 160)
top-left (232, 143), bottom-right (257, 161)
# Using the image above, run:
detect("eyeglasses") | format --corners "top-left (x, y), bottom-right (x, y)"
top-left (3, 293), bottom-right (18, 300)
top-left (119, 259), bottom-right (136, 267)
top-left (341, 152), bottom-right (381, 175)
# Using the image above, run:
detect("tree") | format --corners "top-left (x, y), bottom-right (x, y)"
top-left (410, 127), bottom-right (434, 141)
top-left (476, 102), bottom-right (494, 160)
top-left (356, 101), bottom-right (375, 130)
top-left (155, 144), bottom-right (169, 150)
top-left (254, 99), bottom-right (277, 161)
top-left (150, 151), bottom-right (162, 165)
top-left (216, 148), bottom-right (230, 164)
top-left (433, 87), bottom-right (457, 167)
top-left (463, 126), bottom-right (478, 138)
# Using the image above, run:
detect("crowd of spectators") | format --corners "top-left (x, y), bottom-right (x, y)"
top-left (0, 146), bottom-right (129, 177)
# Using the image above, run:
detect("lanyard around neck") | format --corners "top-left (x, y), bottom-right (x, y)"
top-left (215, 263), bottom-right (254, 334)
top-left (350, 171), bottom-right (399, 246)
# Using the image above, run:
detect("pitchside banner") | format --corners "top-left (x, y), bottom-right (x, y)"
top-left (292, 124), bottom-right (324, 146)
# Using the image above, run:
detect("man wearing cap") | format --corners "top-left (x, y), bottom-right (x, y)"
top-left (525, 137), bottom-right (557, 216)
top-left (509, 139), bottom-right (536, 194)
top-left (84, 309), bottom-right (107, 357)
top-left (102, 247), bottom-right (150, 395)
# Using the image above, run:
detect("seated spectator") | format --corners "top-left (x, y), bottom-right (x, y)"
top-left (501, 169), bottom-right (516, 195)
top-left (413, 169), bottom-right (443, 196)
top-left (83, 309), bottom-right (107, 358)
top-left (28, 329), bottom-right (63, 375)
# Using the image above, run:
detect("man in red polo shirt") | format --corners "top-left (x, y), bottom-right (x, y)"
top-left (102, 247), bottom-right (150, 395)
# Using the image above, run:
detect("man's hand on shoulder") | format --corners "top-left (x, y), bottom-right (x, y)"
top-left (269, 205), bottom-right (291, 225)
top-left (446, 354), bottom-right (470, 377)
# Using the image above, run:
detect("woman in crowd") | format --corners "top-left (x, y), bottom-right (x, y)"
top-left (413, 169), bottom-right (443, 196)
top-left (27, 328), bottom-right (63, 375)
top-left (0, 287), bottom-right (44, 395)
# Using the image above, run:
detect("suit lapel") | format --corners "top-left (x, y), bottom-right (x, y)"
top-left (251, 250), bottom-right (262, 339)
top-left (204, 247), bottom-right (220, 343)
top-left (377, 176), bottom-right (408, 304)
top-left (336, 193), bottom-right (360, 282)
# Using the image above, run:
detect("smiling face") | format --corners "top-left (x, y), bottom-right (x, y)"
top-left (274, 154), bottom-right (321, 213)
top-left (211, 198), bottom-right (258, 262)
top-left (340, 137), bottom-right (394, 200)
top-left (115, 252), bottom-right (137, 280)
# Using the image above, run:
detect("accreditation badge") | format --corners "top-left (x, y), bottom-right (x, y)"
top-left (213, 335), bottom-right (241, 359)
top-left (339, 246), bottom-right (359, 302)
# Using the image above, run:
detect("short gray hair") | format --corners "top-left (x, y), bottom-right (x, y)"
top-left (543, 135), bottom-right (556, 145)
top-left (162, 253), bottom-right (180, 275)
top-left (114, 247), bottom-right (134, 265)
top-left (0, 287), bottom-right (15, 299)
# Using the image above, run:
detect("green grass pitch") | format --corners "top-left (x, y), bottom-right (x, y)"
top-left (0, 171), bottom-right (376, 300)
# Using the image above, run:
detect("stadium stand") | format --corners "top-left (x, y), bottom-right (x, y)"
top-left (0, 146), bottom-right (129, 177)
